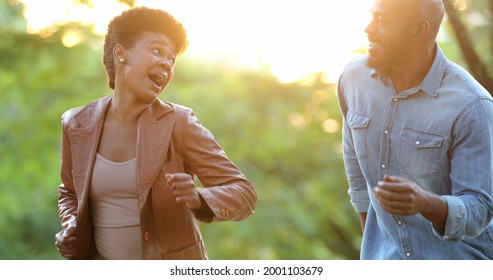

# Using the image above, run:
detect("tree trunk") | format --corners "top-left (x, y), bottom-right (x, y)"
top-left (443, 0), bottom-right (493, 95)
top-left (490, 0), bottom-right (493, 63)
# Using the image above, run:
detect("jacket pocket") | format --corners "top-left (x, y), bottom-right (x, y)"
top-left (399, 127), bottom-right (444, 178)
top-left (161, 239), bottom-right (208, 260)
top-left (152, 159), bottom-right (185, 210)
top-left (347, 110), bottom-right (371, 159)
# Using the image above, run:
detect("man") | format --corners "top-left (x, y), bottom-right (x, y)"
top-left (337, 0), bottom-right (493, 259)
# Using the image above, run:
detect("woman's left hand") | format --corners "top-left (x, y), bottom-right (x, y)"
top-left (166, 173), bottom-right (202, 210)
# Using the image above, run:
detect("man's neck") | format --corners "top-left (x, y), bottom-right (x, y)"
top-left (389, 45), bottom-right (437, 94)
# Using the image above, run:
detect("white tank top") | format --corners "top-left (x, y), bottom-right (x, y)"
top-left (89, 153), bottom-right (141, 259)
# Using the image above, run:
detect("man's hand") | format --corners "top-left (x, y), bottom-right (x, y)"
top-left (373, 175), bottom-right (448, 231)
top-left (373, 175), bottom-right (425, 216)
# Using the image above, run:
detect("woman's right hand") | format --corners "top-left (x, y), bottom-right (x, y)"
top-left (55, 216), bottom-right (78, 259)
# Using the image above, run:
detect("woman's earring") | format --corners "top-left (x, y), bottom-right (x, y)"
top-left (119, 58), bottom-right (125, 63)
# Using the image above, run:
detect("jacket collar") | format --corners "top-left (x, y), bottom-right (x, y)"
top-left (73, 95), bottom-right (175, 129)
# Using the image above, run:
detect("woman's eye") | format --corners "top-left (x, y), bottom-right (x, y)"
top-left (153, 49), bottom-right (160, 55)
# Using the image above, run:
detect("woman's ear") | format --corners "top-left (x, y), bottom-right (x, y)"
top-left (113, 44), bottom-right (126, 63)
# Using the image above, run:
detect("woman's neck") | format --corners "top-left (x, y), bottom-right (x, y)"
top-left (108, 93), bottom-right (145, 125)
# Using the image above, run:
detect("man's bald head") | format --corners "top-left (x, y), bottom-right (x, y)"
top-left (418, 0), bottom-right (445, 37)
top-left (366, 0), bottom-right (445, 70)
top-left (374, 0), bottom-right (444, 38)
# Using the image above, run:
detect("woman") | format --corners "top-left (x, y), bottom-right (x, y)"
top-left (54, 7), bottom-right (256, 260)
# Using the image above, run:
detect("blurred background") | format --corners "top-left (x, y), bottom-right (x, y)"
top-left (1, 0), bottom-right (492, 260)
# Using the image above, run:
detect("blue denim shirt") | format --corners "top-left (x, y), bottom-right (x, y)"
top-left (338, 45), bottom-right (493, 259)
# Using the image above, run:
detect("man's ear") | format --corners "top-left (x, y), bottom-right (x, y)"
top-left (412, 20), bottom-right (431, 40)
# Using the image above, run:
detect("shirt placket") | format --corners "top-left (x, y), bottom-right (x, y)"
top-left (394, 217), bottom-right (414, 259)
top-left (378, 93), bottom-right (415, 260)
top-left (378, 95), bottom-right (399, 180)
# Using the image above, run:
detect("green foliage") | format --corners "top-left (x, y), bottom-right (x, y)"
top-left (0, 0), bottom-right (106, 260)
top-left (467, 0), bottom-right (493, 68)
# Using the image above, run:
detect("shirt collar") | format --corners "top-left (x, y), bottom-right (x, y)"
top-left (370, 43), bottom-right (447, 97)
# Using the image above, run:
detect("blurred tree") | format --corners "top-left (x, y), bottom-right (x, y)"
top-left (443, 0), bottom-right (493, 94)
top-left (74, 0), bottom-right (135, 8)
top-left (117, 0), bottom-right (136, 7)
top-left (0, 0), bottom-right (107, 259)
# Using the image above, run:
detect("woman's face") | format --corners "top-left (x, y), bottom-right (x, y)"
top-left (116, 31), bottom-right (177, 104)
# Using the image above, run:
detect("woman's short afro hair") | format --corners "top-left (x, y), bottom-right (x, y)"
top-left (102, 6), bottom-right (188, 89)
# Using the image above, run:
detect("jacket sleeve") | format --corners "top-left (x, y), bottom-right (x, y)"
top-left (57, 112), bottom-right (79, 234)
top-left (179, 108), bottom-right (257, 223)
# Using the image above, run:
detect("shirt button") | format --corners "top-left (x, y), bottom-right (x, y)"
top-left (144, 232), bottom-right (150, 241)
top-left (406, 252), bottom-right (411, 257)
top-left (415, 141), bottom-right (420, 145)
top-left (397, 220), bottom-right (402, 225)
top-left (381, 164), bottom-right (386, 169)
top-left (393, 98), bottom-right (398, 102)
top-left (384, 130), bottom-right (389, 134)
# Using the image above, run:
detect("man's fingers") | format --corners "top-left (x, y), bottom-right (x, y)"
top-left (383, 174), bottom-right (410, 183)
top-left (374, 186), bottom-right (413, 203)
top-left (376, 181), bottom-right (410, 192)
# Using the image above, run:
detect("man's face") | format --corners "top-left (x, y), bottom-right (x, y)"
top-left (365, 0), bottom-right (417, 70)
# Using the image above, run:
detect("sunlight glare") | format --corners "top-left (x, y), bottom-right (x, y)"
top-left (20, 0), bottom-right (128, 35)
top-left (138, 0), bottom-right (373, 83)
top-left (61, 29), bottom-right (84, 48)
top-left (322, 119), bottom-right (340, 134)
top-left (19, 0), bottom-right (373, 83)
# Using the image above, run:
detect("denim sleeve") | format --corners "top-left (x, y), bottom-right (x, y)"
top-left (434, 98), bottom-right (493, 240)
top-left (338, 80), bottom-right (370, 213)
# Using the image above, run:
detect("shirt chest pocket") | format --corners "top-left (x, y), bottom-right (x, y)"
top-left (347, 110), bottom-right (371, 159)
top-left (399, 127), bottom-right (444, 179)
top-left (152, 159), bottom-right (186, 210)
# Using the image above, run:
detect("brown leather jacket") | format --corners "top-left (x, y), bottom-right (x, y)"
top-left (57, 95), bottom-right (256, 259)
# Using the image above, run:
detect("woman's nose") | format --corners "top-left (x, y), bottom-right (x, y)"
top-left (158, 58), bottom-right (173, 70)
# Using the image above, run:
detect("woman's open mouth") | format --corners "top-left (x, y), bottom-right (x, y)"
top-left (148, 72), bottom-right (166, 88)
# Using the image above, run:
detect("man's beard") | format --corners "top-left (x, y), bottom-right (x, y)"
top-left (367, 50), bottom-right (403, 71)
top-left (366, 40), bottom-right (410, 71)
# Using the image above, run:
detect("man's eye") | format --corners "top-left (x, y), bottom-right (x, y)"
top-left (153, 49), bottom-right (160, 55)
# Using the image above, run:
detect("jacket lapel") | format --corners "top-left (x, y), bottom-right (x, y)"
top-left (67, 96), bottom-right (111, 203)
top-left (66, 96), bottom-right (174, 210)
top-left (136, 100), bottom-right (175, 209)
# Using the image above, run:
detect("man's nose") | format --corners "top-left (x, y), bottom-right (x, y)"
top-left (364, 19), bottom-right (376, 35)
